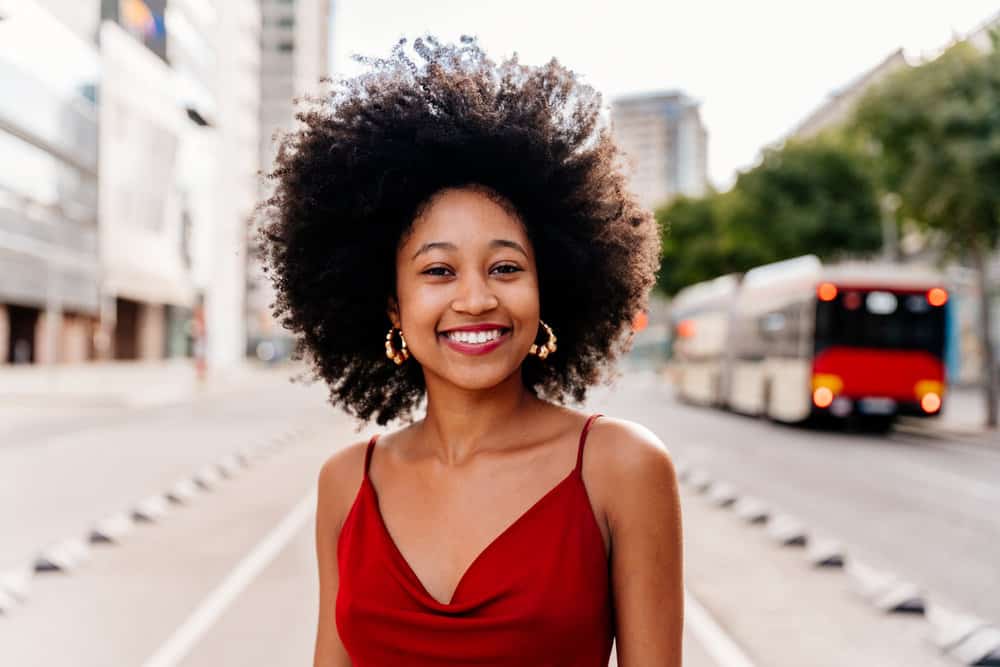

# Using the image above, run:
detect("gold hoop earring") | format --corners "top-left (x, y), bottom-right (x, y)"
top-left (385, 326), bottom-right (410, 365)
top-left (528, 320), bottom-right (557, 360)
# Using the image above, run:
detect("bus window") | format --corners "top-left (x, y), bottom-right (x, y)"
top-left (814, 289), bottom-right (945, 357)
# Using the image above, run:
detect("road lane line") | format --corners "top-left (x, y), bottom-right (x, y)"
top-left (684, 587), bottom-right (757, 667)
top-left (140, 489), bottom-right (317, 667)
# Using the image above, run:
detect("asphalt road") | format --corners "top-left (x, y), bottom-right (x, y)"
top-left (599, 370), bottom-right (1000, 627)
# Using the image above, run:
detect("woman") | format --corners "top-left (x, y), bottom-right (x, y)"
top-left (257, 36), bottom-right (683, 666)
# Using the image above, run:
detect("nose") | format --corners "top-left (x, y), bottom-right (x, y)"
top-left (451, 272), bottom-right (499, 314)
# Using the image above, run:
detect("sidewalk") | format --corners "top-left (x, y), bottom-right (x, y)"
top-left (0, 359), bottom-right (303, 435)
top-left (0, 358), bottom-right (296, 404)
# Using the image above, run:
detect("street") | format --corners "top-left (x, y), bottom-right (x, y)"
top-left (1, 363), bottom-right (996, 665)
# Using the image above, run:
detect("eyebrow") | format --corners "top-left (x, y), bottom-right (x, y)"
top-left (410, 239), bottom-right (528, 260)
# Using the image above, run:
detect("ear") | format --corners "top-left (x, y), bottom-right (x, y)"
top-left (386, 296), bottom-right (400, 328)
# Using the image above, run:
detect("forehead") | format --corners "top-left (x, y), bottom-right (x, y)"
top-left (403, 187), bottom-right (528, 248)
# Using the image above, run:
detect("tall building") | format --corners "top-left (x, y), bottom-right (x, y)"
top-left (258, 0), bottom-right (329, 175)
top-left (249, 0), bottom-right (330, 359)
top-left (0, 1), bottom-right (101, 364)
top-left (211, 0), bottom-right (262, 369)
top-left (98, 16), bottom-right (196, 362)
top-left (610, 91), bottom-right (709, 211)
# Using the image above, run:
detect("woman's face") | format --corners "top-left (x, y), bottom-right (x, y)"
top-left (391, 186), bottom-right (540, 392)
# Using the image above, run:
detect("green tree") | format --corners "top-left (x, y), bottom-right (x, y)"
top-left (853, 35), bottom-right (1000, 428)
top-left (656, 193), bottom-right (732, 295)
top-left (655, 134), bottom-right (883, 295)
top-left (728, 135), bottom-right (884, 264)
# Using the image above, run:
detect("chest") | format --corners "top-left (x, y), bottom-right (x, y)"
top-left (369, 465), bottom-right (610, 608)
top-left (336, 485), bottom-right (615, 664)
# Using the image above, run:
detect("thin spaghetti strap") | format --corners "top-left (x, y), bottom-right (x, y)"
top-left (575, 414), bottom-right (603, 472)
top-left (363, 434), bottom-right (379, 479)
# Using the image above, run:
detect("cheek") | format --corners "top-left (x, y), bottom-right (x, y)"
top-left (506, 275), bottom-right (541, 315)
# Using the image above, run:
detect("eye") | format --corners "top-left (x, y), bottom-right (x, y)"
top-left (422, 266), bottom-right (453, 277)
top-left (491, 263), bottom-right (523, 275)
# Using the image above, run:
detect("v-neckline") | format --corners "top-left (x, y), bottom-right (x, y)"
top-left (364, 468), bottom-right (579, 607)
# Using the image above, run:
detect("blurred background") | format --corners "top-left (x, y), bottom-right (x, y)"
top-left (1, 1), bottom-right (999, 665)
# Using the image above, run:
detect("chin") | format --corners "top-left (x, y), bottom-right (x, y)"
top-left (438, 365), bottom-right (523, 393)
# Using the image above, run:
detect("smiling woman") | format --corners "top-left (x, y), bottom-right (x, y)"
top-left (255, 35), bottom-right (681, 667)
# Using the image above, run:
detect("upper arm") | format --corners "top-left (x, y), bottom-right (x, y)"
top-left (314, 440), bottom-right (368, 667)
top-left (595, 419), bottom-right (684, 667)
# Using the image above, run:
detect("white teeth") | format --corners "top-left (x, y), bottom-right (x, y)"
top-left (446, 329), bottom-right (503, 344)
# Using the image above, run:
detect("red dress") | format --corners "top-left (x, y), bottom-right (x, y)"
top-left (336, 413), bottom-right (614, 666)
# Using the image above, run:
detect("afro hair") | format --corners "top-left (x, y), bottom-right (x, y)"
top-left (255, 35), bottom-right (660, 425)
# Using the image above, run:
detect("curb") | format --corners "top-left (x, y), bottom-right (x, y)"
top-left (675, 457), bottom-right (1000, 666)
top-left (90, 511), bottom-right (133, 544)
top-left (0, 424), bottom-right (315, 618)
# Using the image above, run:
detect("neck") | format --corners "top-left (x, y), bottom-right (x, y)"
top-left (418, 369), bottom-right (540, 467)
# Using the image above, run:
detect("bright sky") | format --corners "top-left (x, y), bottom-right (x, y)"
top-left (330, 0), bottom-right (999, 190)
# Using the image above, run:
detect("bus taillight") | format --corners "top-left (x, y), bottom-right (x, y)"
top-left (915, 380), bottom-right (944, 413)
top-left (817, 283), bottom-right (838, 301)
top-left (813, 387), bottom-right (834, 408)
top-left (927, 288), bottom-right (948, 307)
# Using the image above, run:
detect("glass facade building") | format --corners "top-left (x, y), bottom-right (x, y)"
top-left (0, 3), bottom-right (101, 363)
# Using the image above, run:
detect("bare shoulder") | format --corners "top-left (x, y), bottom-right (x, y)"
top-left (316, 437), bottom-right (372, 537)
top-left (584, 416), bottom-right (683, 665)
top-left (585, 415), bottom-right (677, 486)
top-left (318, 438), bottom-right (370, 487)
top-left (580, 415), bottom-right (679, 527)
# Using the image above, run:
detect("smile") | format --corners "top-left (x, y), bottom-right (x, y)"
top-left (439, 328), bottom-right (511, 355)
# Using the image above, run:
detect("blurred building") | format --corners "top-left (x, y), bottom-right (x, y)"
top-left (212, 0), bottom-right (262, 369)
top-left (248, 0), bottom-right (331, 361)
top-left (610, 91), bottom-right (709, 211)
top-left (32, 0), bottom-right (101, 42)
top-left (0, 1), bottom-right (102, 364)
top-left (98, 20), bottom-right (193, 361)
top-left (968, 10), bottom-right (1000, 52)
top-left (789, 49), bottom-right (908, 141)
top-left (258, 0), bottom-right (329, 175)
top-left (98, 0), bottom-right (260, 369)
top-left (0, 0), bottom-right (262, 370)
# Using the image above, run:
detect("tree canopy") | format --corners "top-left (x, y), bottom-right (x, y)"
top-left (852, 36), bottom-right (1000, 259)
top-left (655, 135), bottom-right (883, 295)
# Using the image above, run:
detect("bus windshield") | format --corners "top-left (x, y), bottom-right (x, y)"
top-left (814, 289), bottom-right (946, 357)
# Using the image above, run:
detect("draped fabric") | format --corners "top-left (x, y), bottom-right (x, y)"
top-left (336, 414), bottom-right (614, 666)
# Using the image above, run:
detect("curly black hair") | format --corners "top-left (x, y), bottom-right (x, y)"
top-left (255, 35), bottom-right (660, 425)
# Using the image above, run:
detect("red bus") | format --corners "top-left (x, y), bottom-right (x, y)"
top-left (669, 255), bottom-right (948, 431)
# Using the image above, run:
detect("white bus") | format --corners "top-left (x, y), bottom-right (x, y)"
top-left (669, 255), bottom-right (949, 431)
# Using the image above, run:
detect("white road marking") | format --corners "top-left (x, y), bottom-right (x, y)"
top-left (140, 489), bottom-right (317, 667)
top-left (684, 587), bottom-right (757, 667)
